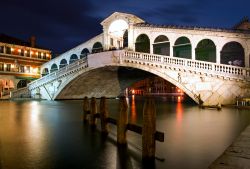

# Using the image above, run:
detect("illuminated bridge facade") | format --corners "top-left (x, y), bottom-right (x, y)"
top-left (15, 12), bottom-right (250, 106)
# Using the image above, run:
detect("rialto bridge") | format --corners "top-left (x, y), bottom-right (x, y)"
top-left (14, 12), bottom-right (250, 106)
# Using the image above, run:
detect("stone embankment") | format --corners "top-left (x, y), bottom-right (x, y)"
top-left (209, 125), bottom-right (250, 169)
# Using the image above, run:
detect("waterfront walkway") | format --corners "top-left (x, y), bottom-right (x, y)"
top-left (209, 125), bottom-right (250, 169)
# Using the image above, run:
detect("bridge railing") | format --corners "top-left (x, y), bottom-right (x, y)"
top-left (124, 51), bottom-right (250, 80)
top-left (28, 58), bottom-right (88, 89)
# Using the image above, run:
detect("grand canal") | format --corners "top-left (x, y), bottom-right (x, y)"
top-left (0, 97), bottom-right (250, 169)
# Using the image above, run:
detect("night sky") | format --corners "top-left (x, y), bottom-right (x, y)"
top-left (1, 0), bottom-right (249, 55)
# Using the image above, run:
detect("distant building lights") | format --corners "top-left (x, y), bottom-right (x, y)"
top-left (24, 50), bottom-right (27, 53)
top-left (11, 48), bottom-right (14, 51)
top-left (18, 49), bottom-right (21, 52)
top-left (30, 51), bottom-right (33, 54)
top-left (36, 52), bottom-right (38, 55)
top-left (41, 53), bottom-right (44, 56)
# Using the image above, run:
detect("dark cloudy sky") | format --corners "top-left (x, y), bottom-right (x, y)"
top-left (1, 0), bottom-right (249, 54)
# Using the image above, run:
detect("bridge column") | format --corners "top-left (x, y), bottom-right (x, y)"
top-left (216, 44), bottom-right (223, 64)
top-left (142, 96), bottom-right (156, 160)
top-left (128, 22), bottom-right (135, 51)
top-left (245, 51), bottom-right (249, 67)
top-left (117, 96), bottom-right (128, 145)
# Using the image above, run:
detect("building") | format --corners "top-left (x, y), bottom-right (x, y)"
top-left (0, 34), bottom-right (51, 97)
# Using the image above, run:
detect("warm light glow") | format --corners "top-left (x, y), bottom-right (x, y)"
top-left (36, 52), bottom-right (38, 55)
top-left (32, 67), bottom-right (38, 74)
top-left (11, 64), bottom-right (14, 68)
top-left (18, 49), bottom-right (21, 52)
top-left (177, 89), bottom-right (181, 93)
top-left (11, 48), bottom-right (14, 51)
top-left (108, 19), bottom-right (128, 37)
top-left (132, 89), bottom-right (135, 94)
top-left (130, 95), bottom-right (137, 123)
top-left (30, 51), bottom-right (33, 54)
top-left (41, 53), bottom-right (44, 56)
top-left (24, 50), bottom-right (27, 53)
top-left (177, 96), bottom-right (181, 102)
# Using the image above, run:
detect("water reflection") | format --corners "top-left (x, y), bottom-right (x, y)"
top-left (0, 99), bottom-right (250, 169)
top-left (130, 95), bottom-right (137, 124)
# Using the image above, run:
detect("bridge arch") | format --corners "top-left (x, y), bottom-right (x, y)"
top-left (50, 64), bottom-right (58, 73)
top-left (195, 39), bottom-right (216, 63)
top-left (59, 59), bottom-right (68, 69)
top-left (220, 41), bottom-right (245, 67)
top-left (173, 36), bottom-right (192, 59)
top-left (153, 35), bottom-right (170, 56)
top-left (92, 42), bottom-right (103, 53)
top-left (53, 65), bottom-right (199, 104)
top-left (42, 68), bottom-right (49, 76)
top-left (69, 54), bottom-right (78, 64)
top-left (80, 48), bottom-right (90, 59)
top-left (135, 34), bottom-right (150, 53)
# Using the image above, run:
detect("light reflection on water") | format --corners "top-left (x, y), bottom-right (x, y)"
top-left (0, 97), bottom-right (250, 169)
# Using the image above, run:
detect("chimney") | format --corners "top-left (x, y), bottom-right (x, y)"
top-left (30, 36), bottom-right (36, 48)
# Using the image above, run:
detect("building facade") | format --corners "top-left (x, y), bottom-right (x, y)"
top-left (0, 34), bottom-right (51, 97)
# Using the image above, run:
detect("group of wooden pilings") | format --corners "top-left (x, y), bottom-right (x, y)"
top-left (82, 96), bottom-right (164, 160)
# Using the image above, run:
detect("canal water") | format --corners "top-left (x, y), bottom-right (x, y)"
top-left (0, 97), bottom-right (250, 169)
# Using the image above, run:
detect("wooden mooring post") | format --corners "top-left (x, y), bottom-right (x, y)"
top-left (117, 96), bottom-right (128, 145)
top-left (83, 96), bottom-right (89, 123)
top-left (142, 96), bottom-right (156, 159)
top-left (100, 97), bottom-right (109, 134)
top-left (82, 96), bottom-right (164, 160)
top-left (90, 97), bottom-right (97, 127)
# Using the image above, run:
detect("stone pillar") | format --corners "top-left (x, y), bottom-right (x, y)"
top-left (117, 96), bottom-right (128, 145)
top-left (100, 97), bottom-right (109, 134)
top-left (83, 97), bottom-right (89, 123)
top-left (142, 96), bottom-right (156, 159)
top-left (191, 45), bottom-right (196, 60)
top-left (128, 23), bottom-right (135, 51)
top-left (90, 97), bottom-right (97, 127)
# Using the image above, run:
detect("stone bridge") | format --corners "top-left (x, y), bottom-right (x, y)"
top-left (26, 50), bottom-right (250, 106)
top-left (13, 12), bottom-right (250, 105)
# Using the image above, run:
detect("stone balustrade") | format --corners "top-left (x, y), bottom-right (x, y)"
top-left (124, 51), bottom-right (250, 80)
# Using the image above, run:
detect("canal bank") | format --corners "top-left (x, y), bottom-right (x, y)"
top-left (209, 124), bottom-right (250, 169)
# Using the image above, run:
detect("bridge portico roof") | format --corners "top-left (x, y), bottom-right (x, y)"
top-left (101, 12), bottom-right (145, 26)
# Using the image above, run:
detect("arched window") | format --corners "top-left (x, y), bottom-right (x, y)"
top-left (42, 68), bottom-right (49, 76)
top-left (59, 59), bottom-right (68, 69)
top-left (50, 64), bottom-right (58, 73)
top-left (153, 35), bottom-right (170, 56)
top-left (195, 39), bottom-right (216, 63)
top-left (135, 34), bottom-right (150, 53)
top-left (69, 54), bottom-right (78, 64)
top-left (17, 79), bottom-right (30, 89)
top-left (221, 42), bottom-right (245, 67)
top-left (80, 48), bottom-right (90, 59)
top-left (123, 30), bottom-right (128, 48)
top-left (92, 42), bottom-right (103, 53)
top-left (174, 37), bottom-right (191, 59)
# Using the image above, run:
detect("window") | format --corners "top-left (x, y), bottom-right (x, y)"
top-left (20, 65), bottom-right (24, 73)
top-left (38, 52), bottom-right (42, 59)
top-left (6, 64), bottom-right (11, 71)
top-left (0, 46), bottom-right (3, 53)
top-left (26, 66), bottom-right (30, 73)
top-left (0, 63), bottom-right (4, 71)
